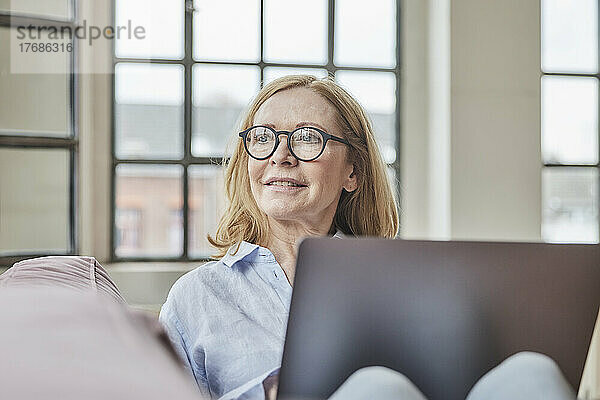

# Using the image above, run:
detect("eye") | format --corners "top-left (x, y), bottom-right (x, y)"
top-left (256, 133), bottom-right (269, 143)
top-left (298, 128), bottom-right (320, 143)
top-left (250, 127), bottom-right (273, 144)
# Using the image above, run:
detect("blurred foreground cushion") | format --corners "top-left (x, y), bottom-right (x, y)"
top-left (0, 288), bottom-right (203, 400)
top-left (0, 257), bottom-right (203, 400)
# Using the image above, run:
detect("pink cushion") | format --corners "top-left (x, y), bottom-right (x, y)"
top-left (0, 256), bottom-right (125, 303)
top-left (0, 256), bottom-right (203, 399)
top-left (0, 288), bottom-right (202, 400)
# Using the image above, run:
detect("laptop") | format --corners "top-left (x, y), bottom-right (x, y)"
top-left (277, 238), bottom-right (600, 400)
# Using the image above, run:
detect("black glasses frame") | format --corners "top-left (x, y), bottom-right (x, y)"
top-left (239, 125), bottom-right (350, 162)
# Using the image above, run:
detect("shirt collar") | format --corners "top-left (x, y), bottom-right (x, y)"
top-left (332, 230), bottom-right (345, 239)
top-left (222, 230), bottom-right (345, 268)
top-left (221, 241), bottom-right (261, 268)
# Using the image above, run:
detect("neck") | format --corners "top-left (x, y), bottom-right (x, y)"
top-left (266, 218), bottom-right (333, 285)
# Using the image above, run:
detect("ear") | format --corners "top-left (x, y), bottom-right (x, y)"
top-left (342, 164), bottom-right (358, 193)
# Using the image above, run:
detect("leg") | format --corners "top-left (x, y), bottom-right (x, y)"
top-left (328, 366), bottom-right (428, 400)
top-left (466, 352), bottom-right (576, 400)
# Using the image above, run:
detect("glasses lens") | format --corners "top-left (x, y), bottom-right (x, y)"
top-left (290, 127), bottom-right (324, 160)
top-left (245, 126), bottom-right (275, 158)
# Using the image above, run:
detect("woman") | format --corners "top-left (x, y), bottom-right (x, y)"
top-left (159, 75), bottom-right (399, 399)
top-left (159, 75), bottom-right (576, 400)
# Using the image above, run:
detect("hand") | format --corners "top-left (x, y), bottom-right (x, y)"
top-left (263, 373), bottom-right (279, 400)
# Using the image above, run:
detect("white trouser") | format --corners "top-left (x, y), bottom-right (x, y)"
top-left (328, 352), bottom-right (576, 400)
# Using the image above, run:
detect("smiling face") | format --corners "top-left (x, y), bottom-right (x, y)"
top-left (247, 87), bottom-right (358, 232)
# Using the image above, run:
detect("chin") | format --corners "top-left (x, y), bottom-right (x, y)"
top-left (261, 203), bottom-right (306, 222)
top-left (263, 207), bottom-right (298, 221)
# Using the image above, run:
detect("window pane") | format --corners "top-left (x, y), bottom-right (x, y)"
top-left (115, 0), bottom-right (184, 59)
top-left (193, 0), bottom-right (260, 62)
top-left (0, 148), bottom-right (70, 254)
top-left (192, 64), bottom-right (260, 157)
top-left (541, 76), bottom-right (598, 165)
top-left (264, 0), bottom-right (328, 64)
top-left (189, 165), bottom-right (225, 257)
top-left (0, 0), bottom-right (72, 19)
top-left (335, 0), bottom-right (396, 68)
top-left (263, 67), bottom-right (329, 86)
top-left (115, 164), bottom-right (183, 257)
top-left (542, 167), bottom-right (598, 243)
top-left (336, 71), bottom-right (396, 163)
top-left (115, 63), bottom-right (184, 159)
top-left (542, 0), bottom-right (597, 73)
top-left (0, 27), bottom-right (70, 136)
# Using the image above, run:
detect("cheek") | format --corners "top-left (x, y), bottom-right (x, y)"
top-left (308, 161), bottom-right (348, 197)
top-left (247, 161), bottom-right (262, 200)
top-left (247, 159), bottom-right (263, 184)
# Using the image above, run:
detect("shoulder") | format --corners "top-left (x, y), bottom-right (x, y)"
top-left (160, 241), bottom-right (265, 325)
top-left (164, 260), bottom-right (231, 307)
top-left (162, 242), bottom-right (259, 317)
top-left (173, 260), bottom-right (225, 288)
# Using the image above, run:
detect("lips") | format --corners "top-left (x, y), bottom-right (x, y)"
top-left (264, 177), bottom-right (308, 187)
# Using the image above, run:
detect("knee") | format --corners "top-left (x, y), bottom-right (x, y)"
top-left (329, 366), bottom-right (427, 400)
top-left (467, 352), bottom-right (575, 400)
top-left (499, 351), bottom-right (562, 375)
top-left (343, 366), bottom-right (416, 390)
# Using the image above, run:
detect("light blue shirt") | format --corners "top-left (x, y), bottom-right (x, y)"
top-left (160, 235), bottom-right (341, 400)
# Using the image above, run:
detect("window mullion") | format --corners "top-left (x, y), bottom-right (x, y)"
top-left (394, 0), bottom-right (402, 223)
top-left (260, 0), bottom-right (265, 85)
top-left (327, 0), bottom-right (335, 76)
top-left (182, 0), bottom-right (194, 259)
top-left (597, 0), bottom-right (600, 244)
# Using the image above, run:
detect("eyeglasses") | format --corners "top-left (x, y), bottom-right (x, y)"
top-left (238, 125), bottom-right (350, 162)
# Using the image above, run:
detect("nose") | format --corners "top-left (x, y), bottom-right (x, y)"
top-left (270, 133), bottom-right (298, 166)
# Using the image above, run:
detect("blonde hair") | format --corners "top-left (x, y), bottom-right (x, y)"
top-left (208, 75), bottom-right (399, 257)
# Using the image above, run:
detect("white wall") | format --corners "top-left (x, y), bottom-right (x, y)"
top-left (401, 0), bottom-right (542, 242)
top-left (78, 0), bottom-right (113, 261)
top-left (450, 0), bottom-right (541, 241)
top-left (400, 0), bottom-right (430, 239)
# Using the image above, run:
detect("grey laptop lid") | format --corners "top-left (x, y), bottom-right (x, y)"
top-left (277, 239), bottom-right (600, 400)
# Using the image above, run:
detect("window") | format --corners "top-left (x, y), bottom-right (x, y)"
top-left (541, 0), bottom-right (599, 243)
top-left (0, 3), bottom-right (78, 266)
top-left (112, 0), bottom-right (401, 261)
